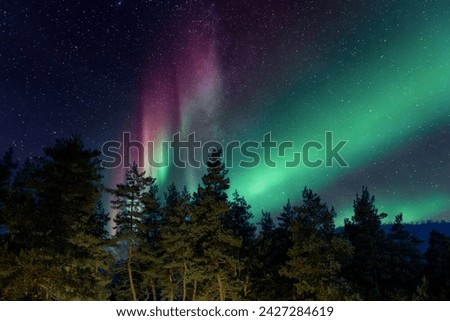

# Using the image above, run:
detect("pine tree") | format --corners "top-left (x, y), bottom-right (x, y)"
top-left (424, 230), bottom-right (450, 300)
top-left (343, 186), bottom-right (387, 299)
top-left (159, 184), bottom-right (192, 300)
top-left (413, 276), bottom-right (431, 300)
top-left (190, 149), bottom-right (242, 300)
top-left (225, 191), bottom-right (255, 251)
top-left (1, 137), bottom-right (111, 300)
top-left (37, 136), bottom-right (104, 249)
top-left (89, 200), bottom-right (110, 240)
top-left (251, 205), bottom-right (296, 300)
top-left (42, 136), bottom-right (110, 300)
top-left (224, 191), bottom-right (255, 298)
top-left (251, 211), bottom-right (283, 300)
top-left (384, 214), bottom-right (423, 299)
top-left (281, 187), bottom-right (354, 300)
top-left (1, 158), bottom-right (38, 252)
top-left (0, 148), bottom-right (19, 299)
top-left (260, 211), bottom-right (275, 237)
top-left (277, 199), bottom-right (296, 231)
top-left (0, 148), bottom-right (17, 228)
top-left (140, 171), bottom-right (162, 300)
top-left (275, 199), bottom-right (296, 268)
top-left (110, 163), bottom-right (161, 301)
top-left (258, 199), bottom-right (300, 300)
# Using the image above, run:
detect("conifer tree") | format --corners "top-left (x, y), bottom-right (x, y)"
top-left (89, 200), bottom-right (110, 240)
top-left (160, 183), bottom-right (192, 300)
top-left (424, 230), bottom-right (450, 300)
top-left (281, 187), bottom-right (353, 300)
top-left (190, 149), bottom-right (242, 300)
top-left (260, 211), bottom-right (275, 237)
top-left (269, 199), bottom-right (300, 299)
top-left (0, 148), bottom-right (17, 229)
top-left (224, 191), bottom-right (255, 298)
top-left (225, 191), bottom-right (255, 251)
top-left (384, 214), bottom-right (423, 299)
top-left (343, 186), bottom-right (387, 299)
top-left (1, 158), bottom-right (38, 252)
top-left (110, 163), bottom-right (160, 301)
top-left (277, 199), bottom-right (296, 231)
top-left (41, 136), bottom-right (110, 300)
top-left (251, 211), bottom-right (282, 300)
top-left (1, 137), bottom-right (110, 300)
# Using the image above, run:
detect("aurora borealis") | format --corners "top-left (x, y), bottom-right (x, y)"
top-left (1, 0), bottom-right (450, 224)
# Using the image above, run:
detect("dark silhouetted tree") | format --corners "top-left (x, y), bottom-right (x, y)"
top-left (384, 214), bottom-right (423, 299)
top-left (110, 163), bottom-right (160, 301)
top-left (256, 199), bottom-right (300, 300)
top-left (88, 200), bottom-right (110, 240)
top-left (277, 199), bottom-right (296, 231)
top-left (424, 230), bottom-right (450, 300)
top-left (251, 211), bottom-right (284, 300)
top-left (1, 137), bottom-right (110, 300)
top-left (343, 186), bottom-right (387, 299)
top-left (0, 148), bottom-right (18, 229)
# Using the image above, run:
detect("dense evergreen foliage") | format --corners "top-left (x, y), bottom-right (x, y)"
top-left (0, 139), bottom-right (449, 300)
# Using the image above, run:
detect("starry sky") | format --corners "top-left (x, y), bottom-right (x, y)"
top-left (1, 0), bottom-right (449, 225)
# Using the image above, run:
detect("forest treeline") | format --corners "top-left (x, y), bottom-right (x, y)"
top-left (0, 136), bottom-right (449, 301)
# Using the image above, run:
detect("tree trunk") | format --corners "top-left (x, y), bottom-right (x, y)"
top-left (169, 270), bottom-right (174, 300)
top-left (217, 273), bottom-right (225, 301)
top-left (128, 241), bottom-right (137, 301)
top-left (182, 262), bottom-right (188, 301)
top-left (151, 281), bottom-right (157, 301)
top-left (192, 277), bottom-right (198, 301)
top-left (243, 274), bottom-right (250, 298)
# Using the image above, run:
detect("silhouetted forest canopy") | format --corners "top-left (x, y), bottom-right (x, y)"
top-left (1, 136), bottom-right (449, 300)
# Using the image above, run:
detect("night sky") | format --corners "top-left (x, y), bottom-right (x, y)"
top-left (1, 0), bottom-right (450, 225)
